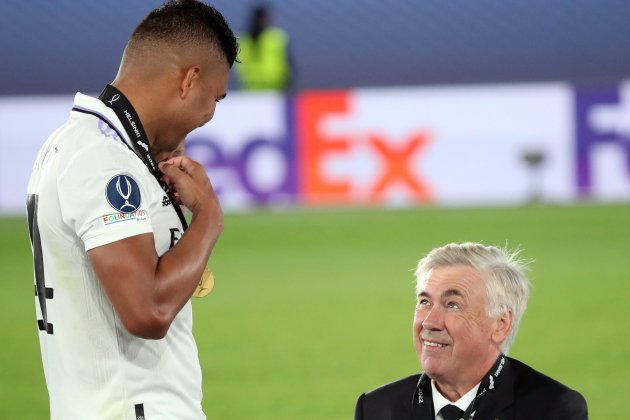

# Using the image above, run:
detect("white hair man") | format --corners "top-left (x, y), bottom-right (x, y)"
top-left (355, 242), bottom-right (588, 420)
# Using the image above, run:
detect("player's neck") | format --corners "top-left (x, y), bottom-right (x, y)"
top-left (110, 79), bottom-right (158, 149)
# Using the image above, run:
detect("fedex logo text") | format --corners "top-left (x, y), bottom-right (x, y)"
top-left (297, 92), bottom-right (433, 205)
top-left (575, 84), bottom-right (630, 197)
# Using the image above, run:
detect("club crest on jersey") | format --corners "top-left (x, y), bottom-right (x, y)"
top-left (106, 174), bottom-right (141, 213)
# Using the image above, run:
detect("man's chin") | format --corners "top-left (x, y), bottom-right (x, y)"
top-left (153, 146), bottom-right (186, 163)
top-left (421, 354), bottom-right (448, 375)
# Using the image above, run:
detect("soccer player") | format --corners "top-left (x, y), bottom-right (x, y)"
top-left (26, 1), bottom-right (238, 418)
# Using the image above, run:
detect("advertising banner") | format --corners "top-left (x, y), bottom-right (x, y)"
top-left (2, 81), bottom-right (629, 214)
top-left (294, 85), bottom-right (572, 206)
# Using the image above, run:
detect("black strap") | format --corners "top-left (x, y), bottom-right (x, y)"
top-left (98, 85), bottom-right (156, 172)
top-left (411, 373), bottom-right (434, 418)
top-left (134, 403), bottom-right (145, 420)
top-left (412, 354), bottom-right (507, 420)
top-left (91, 85), bottom-right (188, 229)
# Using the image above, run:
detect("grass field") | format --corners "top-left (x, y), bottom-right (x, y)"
top-left (1, 203), bottom-right (629, 419)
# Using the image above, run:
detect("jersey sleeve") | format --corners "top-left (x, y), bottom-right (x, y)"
top-left (58, 138), bottom-right (156, 251)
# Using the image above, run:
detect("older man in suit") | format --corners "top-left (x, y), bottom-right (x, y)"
top-left (355, 242), bottom-right (588, 420)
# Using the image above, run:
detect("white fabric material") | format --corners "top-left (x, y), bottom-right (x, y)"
top-left (431, 379), bottom-right (479, 420)
top-left (27, 93), bottom-right (204, 419)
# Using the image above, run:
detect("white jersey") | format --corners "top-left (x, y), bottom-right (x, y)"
top-left (26, 93), bottom-right (205, 420)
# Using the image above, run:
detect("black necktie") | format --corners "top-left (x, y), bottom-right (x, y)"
top-left (440, 404), bottom-right (464, 420)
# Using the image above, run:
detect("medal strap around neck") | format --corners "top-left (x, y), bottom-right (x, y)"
top-left (457, 354), bottom-right (507, 419)
top-left (98, 84), bottom-right (157, 173)
top-left (96, 84), bottom-right (188, 230)
top-left (412, 354), bottom-right (507, 420)
top-left (459, 354), bottom-right (508, 419)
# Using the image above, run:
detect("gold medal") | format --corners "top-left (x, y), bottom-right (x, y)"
top-left (193, 269), bottom-right (215, 298)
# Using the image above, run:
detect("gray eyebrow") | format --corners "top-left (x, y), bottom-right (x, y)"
top-left (441, 288), bottom-right (464, 299)
top-left (417, 288), bottom-right (464, 299)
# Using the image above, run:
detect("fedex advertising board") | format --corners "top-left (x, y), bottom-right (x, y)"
top-left (295, 85), bottom-right (572, 206)
top-left (575, 85), bottom-right (630, 199)
top-left (2, 81), bottom-right (630, 214)
top-left (185, 92), bottom-right (296, 209)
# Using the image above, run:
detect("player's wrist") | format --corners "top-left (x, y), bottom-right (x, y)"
top-left (190, 200), bottom-right (223, 228)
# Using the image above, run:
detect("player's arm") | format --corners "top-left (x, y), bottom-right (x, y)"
top-left (87, 156), bottom-right (222, 339)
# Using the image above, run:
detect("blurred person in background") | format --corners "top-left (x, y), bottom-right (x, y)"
top-left (355, 242), bottom-right (588, 420)
top-left (26, 1), bottom-right (238, 418)
top-left (235, 4), bottom-right (294, 91)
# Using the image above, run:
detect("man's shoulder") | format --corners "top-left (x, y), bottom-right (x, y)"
top-left (65, 92), bottom-right (130, 149)
top-left (54, 98), bottom-right (140, 173)
top-left (364, 374), bottom-right (421, 399)
top-left (508, 357), bottom-right (576, 392)
top-left (356, 374), bottom-right (420, 420)
top-left (507, 357), bottom-right (588, 418)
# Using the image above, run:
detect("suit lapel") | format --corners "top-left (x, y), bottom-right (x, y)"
top-left (472, 357), bottom-right (516, 420)
top-left (411, 373), bottom-right (436, 419)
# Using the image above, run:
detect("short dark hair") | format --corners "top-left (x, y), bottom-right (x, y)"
top-left (131, 0), bottom-right (239, 67)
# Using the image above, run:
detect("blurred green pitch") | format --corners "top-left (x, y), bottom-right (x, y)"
top-left (1, 204), bottom-right (628, 419)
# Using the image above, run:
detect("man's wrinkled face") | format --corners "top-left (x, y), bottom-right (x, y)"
top-left (413, 265), bottom-right (499, 388)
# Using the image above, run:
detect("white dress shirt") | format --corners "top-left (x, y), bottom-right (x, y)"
top-left (431, 380), bottom-right (480, 420)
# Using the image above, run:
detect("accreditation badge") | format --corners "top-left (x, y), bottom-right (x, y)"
top-left (193, 269), bottom-right (215, 298)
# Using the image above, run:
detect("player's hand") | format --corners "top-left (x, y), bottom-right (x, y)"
top-left (160, 173), bottom-right (183, 206)
top-left (155, 141), bottom-right (186, 206)
top-left (158, 156), bottom-right (221, 218)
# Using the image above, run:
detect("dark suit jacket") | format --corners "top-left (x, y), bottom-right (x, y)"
top-left (355, 357), bottom-right (588, 420)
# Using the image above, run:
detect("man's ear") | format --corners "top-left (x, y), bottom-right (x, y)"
top-left (180, 66), bottom-right (201, 99)
top-left (491, 309), bottom-right (513, 345)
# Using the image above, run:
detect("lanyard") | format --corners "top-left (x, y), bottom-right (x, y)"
top-left (99, 85), bottom-right (157, 170)
top-left (91, 84), bottom-right (189, 230)
top-left (467, 354), bottom-right (507, 417)
top-left (412, 354), bottom-right (507, 419)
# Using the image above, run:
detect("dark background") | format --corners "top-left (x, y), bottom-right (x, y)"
top-left (1, 0), bottom-right (629, 95)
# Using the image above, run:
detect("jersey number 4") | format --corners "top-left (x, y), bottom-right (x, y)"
top-left (26, 194), bottom-right (54, 334)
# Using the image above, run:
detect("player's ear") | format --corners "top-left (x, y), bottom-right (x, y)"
top-left (491, 309), bottom-right (513, 345)
top-left (180, 66), bottom-right (201, 99)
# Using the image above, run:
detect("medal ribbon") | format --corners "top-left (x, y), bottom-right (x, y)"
top-left (412, 354), bottom-right (507, 419)
top-left (95, 84), bottom-right (188, 230)
top-left (72, 85), bottom-right (214, 297)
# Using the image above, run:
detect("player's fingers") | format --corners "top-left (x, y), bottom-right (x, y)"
top-left (158, 161), bottom-right (188, 182)
top-left (160, 156), bottom-right (207, 180)
top-left (160, 156), bottom-right (183, 166)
